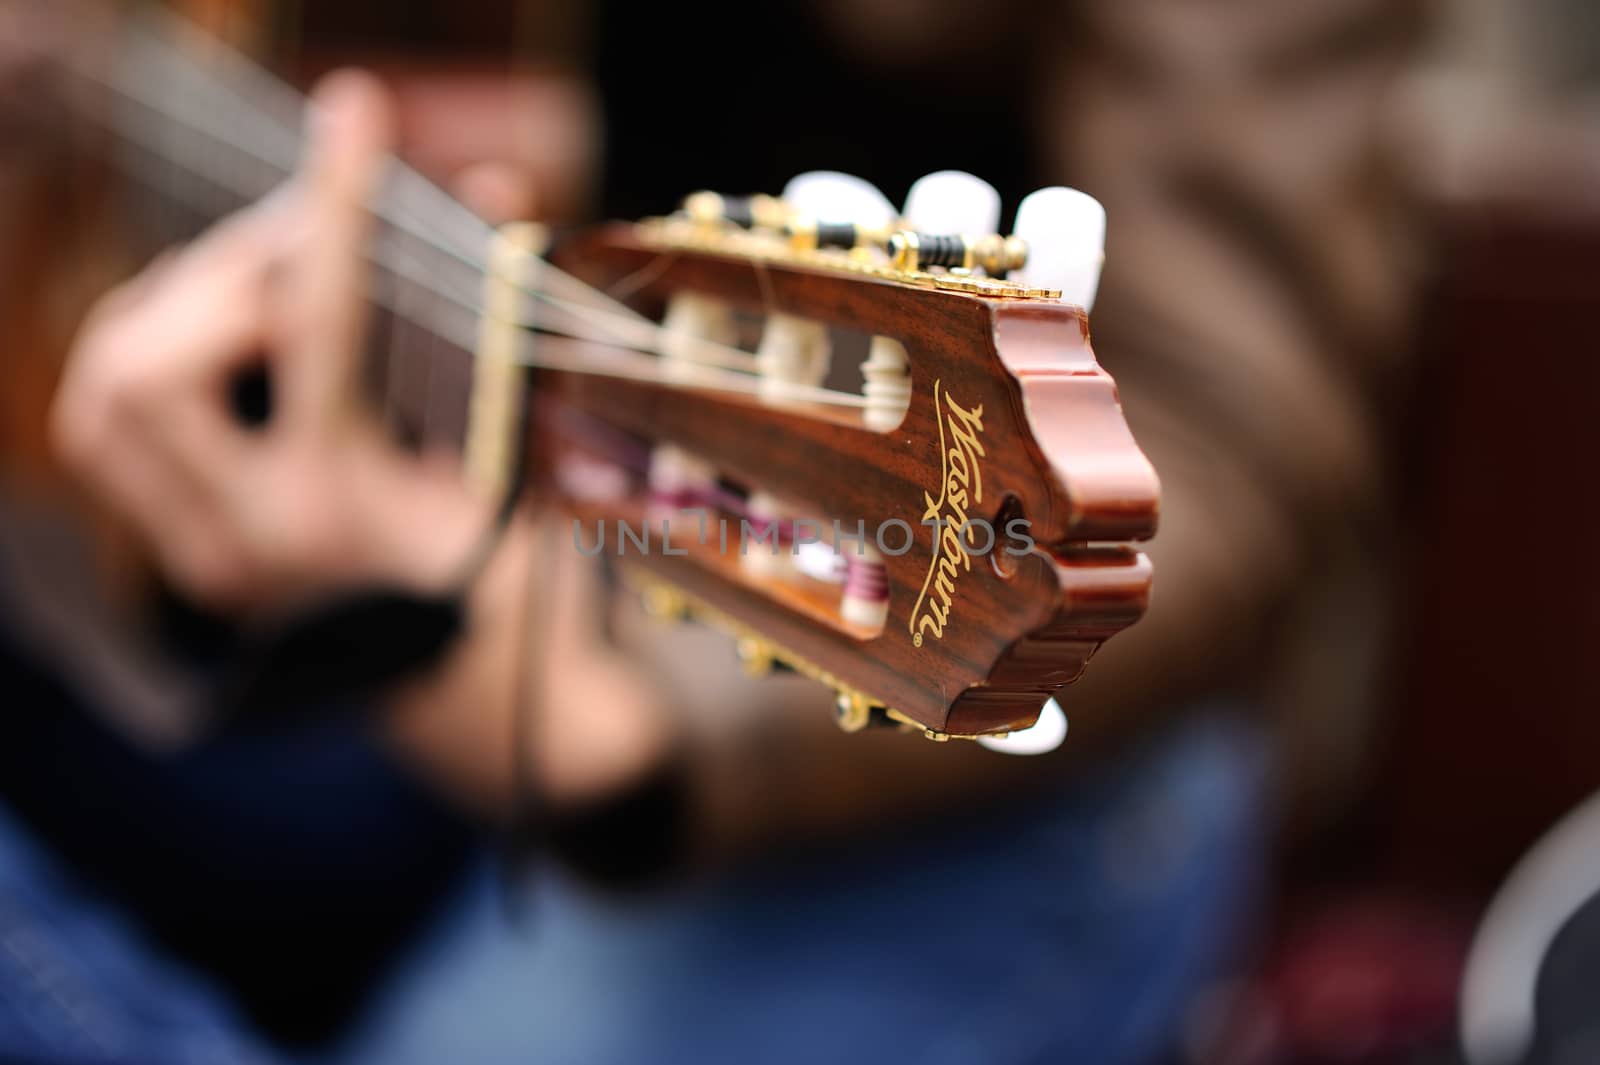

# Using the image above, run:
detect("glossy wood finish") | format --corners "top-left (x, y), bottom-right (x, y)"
top-left (548, 226), bottom-right (1159, 734)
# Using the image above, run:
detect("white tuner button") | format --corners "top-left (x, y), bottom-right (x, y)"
top-left (782, 171), bottom-right (896, 230)
top-left (902, 170), bottom-right (1001, 237)
top-left (977, 696), bottom-right (1069, 756)
top-left (1010, 187), bottom-right (1106, 311)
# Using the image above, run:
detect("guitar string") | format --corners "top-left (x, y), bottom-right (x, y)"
top-left (140, 7), bottom-right (506, 261)
top-left (64, 31), bottom-right (869, 411)
top-left (120, 27), bottom-right (629, 323)
top-left (115, 18), bottom-right (776, 380)
top-left (33, 8), bottom-right (687, 353)
top-left (76, 77), bottom-right (876, 409)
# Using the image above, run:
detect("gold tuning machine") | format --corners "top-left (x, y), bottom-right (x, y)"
top-left (683, 190), bottom-right (789, 232)
top-left (784, 217), bottom-right (895, 255)
top-left (973, 234), bottom-right (1030, 275)
top-left (682, 190), bottom-right (724, 227)
top-left (833, 691), bottom-right (875, 733)
top-left (626, 572), bottom-right (1000, 743)
top-left (888, 231), bottom-right (1029, 276)
top-left (833, 693), bottom-right (958, 738)
top-left (640, 581), bottom-right (691, 621)
top-left (735, 634), bottom-right (777, 677)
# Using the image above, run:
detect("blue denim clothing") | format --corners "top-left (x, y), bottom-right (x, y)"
top-left (0, 630), bottom-right (477, 1050)
top-left (0, 802), bottom-right (282, 1065)
top-left (0, 708), bottom-right (1262, 1065)
top-left (334, 713), bottom-right (1267, 1065)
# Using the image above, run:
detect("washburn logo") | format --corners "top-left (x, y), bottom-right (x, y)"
top-left (909, 379), bottom-right (987, 647)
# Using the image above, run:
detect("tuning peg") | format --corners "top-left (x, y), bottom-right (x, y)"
top-left (833, 690), bottom-right (897, 733)
top-left (639, 580), bottom-right (690, 622)
top-left (780, 171), bottom-right (899, 251)
top-left (760, 172), bottom-right (893, 389)
top-left (902, 170), bottom-right (1001, 238)
top-left (735, 634), bottom-right (777, 677)
top-left (976, 695), bottom-right (1069, 755)
top-left (1009, 187), bottom-right (1106, 310)
top-left (890, 172), bottom-right (1017, 274)
top-left (834, 691), bottom-right (872, 732)
top-left (682, 190), bottom-right (787, 230)
top-left (782, 171), bottom-right (897, 229)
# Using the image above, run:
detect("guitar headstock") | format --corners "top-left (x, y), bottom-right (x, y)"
top-left (540, 173), bottom-right (1158, 743)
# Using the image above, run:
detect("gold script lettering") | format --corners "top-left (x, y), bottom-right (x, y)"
top-left (909, 380), bottom-right (986, 647)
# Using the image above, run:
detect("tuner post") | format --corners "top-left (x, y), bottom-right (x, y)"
top-left (784, 217), bottom-right (895, 254)
top-left (974, 233), bottom-right (1030, 275)
top-left (834, 691), bottom-right (873, 733)
top-left (683, 190), bottom-right (789, 232)
top-left (639, 580), bottom-right (691, 621)
top-left (888, 231), bottom-right (1029, 275)
top-left (735, 634), bottom-right (777, 677)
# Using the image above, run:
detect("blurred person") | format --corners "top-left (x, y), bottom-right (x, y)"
top-left (29, 67), bottom-right (1254, 1065)
top-left (3, 2), bottom-right (1440, 1065)
top-left (0, 9), bottom-right (652, 1059)
top-left (337, 3), bottom-right (1423, 1063)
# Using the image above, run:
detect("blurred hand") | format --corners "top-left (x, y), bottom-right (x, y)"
top-left (53, 70), bottom-right (677, 811)
top-left (52, 73), bottom-right (489, 614)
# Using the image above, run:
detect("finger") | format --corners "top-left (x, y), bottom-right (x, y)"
top-left (68, 376), bottom-right (223, 600)
top-left (166, 193), bottom-right (287, 284)
top-left (117, 245), bottom-right (269, 408)
top-left (54, 252), bottom-right (267, 503)
top-left (276, 69), bottom-right (393, 428)
top-left (139, 405), bottom-right (263, 609)
top-left (66, 297), bottom-right (266, 609)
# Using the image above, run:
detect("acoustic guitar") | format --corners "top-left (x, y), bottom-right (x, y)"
top-left (4, 2), bottom-right (1159, 749)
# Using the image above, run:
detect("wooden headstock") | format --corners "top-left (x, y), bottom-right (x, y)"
top-left (539, 222), bottom-right (1158, 740)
